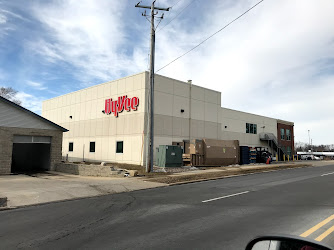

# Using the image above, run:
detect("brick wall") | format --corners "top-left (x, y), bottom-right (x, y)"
top-left (0, 126), bottom-right (63, 174)
top-left (277, 123), bottom-right (294, 155)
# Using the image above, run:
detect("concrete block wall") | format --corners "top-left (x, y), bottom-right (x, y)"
top-left (0, 127), bottom-right (63, 174)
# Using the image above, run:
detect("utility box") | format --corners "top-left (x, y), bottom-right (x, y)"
top-left (156, 145), bottom-right (183, 167)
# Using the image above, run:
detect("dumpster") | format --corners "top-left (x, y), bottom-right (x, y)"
top-left (203, 139), bottom-right (239, 166)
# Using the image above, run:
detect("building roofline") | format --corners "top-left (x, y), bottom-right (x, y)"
top-left (221, 106), bottom-right (294, 124)
top-left (0, 96), bottom-right (68, 132)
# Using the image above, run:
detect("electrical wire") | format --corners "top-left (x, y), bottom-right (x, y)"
top-left (156, 0), bottom-right (196, 33)
top-left (156, 0), bottom-right (265, 73)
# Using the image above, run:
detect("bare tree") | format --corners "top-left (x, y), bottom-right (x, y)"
top-left (0, 87), bottom-right (21, 105)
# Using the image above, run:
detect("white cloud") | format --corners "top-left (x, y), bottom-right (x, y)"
top-left (16, 91), bottom-right (45, 114)
top-left (0, 13), bottom-right (6, 23)
top-left (28, 0), bottom-right (146, 84)
top-left (26, 80), bottom-right (47, 90)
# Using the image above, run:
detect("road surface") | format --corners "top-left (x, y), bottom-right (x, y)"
top-left (1, 163), bottom-right (334, 249)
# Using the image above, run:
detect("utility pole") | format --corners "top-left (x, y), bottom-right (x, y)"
top-left (135, 1), bottom-right (170, 172)
top-left (308, 130), bottom-right (310, 150)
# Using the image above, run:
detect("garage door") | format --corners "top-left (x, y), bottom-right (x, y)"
top-left (11, 135), bottom-right (51, 173)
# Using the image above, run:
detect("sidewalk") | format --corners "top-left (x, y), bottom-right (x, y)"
top-left (0, 172), bottom-right (167, 208)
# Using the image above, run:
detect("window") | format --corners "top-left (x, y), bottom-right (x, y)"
top-left (287, 146), bottom-right (292, 157)
top-left (116, 141), bottom-right (123, 153)
top-left (280, 128), bottom-right (285, 140)
top-left (246, 123), bottom-right (257, 134)
top-left (286, 129), bottom-right (291, 141)
top-left (89, 142), bottom-right (95, 152)
top-left (69, 142), bottom-right (73, 152)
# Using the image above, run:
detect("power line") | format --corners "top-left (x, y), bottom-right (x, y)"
top-left (156, 0), bottom-right (196, 33)
top-left (156, 0), bottom-right (265, 73)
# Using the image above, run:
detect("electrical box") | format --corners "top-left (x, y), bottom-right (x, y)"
top-left (156, 145), bottom-right (183, 167)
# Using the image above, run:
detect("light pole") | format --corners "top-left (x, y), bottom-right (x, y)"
top-left (308, 130), bottom-right (310, 151)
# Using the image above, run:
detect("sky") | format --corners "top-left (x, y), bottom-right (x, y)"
top-left (0, 0), bottom-right (334, 145)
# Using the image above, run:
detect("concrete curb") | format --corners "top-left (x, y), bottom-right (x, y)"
top-left (0, 197), bottom-right (7, 208)
top-left (167, 165), bottom-right (314, 186)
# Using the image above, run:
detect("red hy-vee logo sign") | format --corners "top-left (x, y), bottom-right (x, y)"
top-left (104, 96), bottom-right (139, 117)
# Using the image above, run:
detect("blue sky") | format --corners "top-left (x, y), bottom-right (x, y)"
top-left (1, 0), bottom-right (334, 145)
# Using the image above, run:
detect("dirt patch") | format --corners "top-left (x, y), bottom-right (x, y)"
top-left (145, 164), bottom-right (311, 184)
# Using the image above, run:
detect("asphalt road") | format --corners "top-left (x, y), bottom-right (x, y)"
top-left (1, 164), bottom-right (334, 249)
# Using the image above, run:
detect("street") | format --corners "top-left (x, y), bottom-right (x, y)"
top-left (1, 164), bottom-right (334, 249)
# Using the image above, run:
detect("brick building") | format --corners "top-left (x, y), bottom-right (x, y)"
top-left (0, 96), bottom-right (67, 174)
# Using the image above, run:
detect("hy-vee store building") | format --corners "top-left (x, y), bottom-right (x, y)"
top-left (42, 72), bottom-right (294, 165)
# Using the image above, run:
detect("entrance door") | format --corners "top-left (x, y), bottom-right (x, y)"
top-left (11, 135), bottom-right (51, 173)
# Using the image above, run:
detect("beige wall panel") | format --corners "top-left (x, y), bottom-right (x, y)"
top-left (181, 118), bottom-right (190, 137)
top-left (106, 137), bottom-right (115, 161)
top-left (173, 95), bottom-right (189, 118)
top-left (155, 75), bottom-right (174, 94)
top-left (172, 117), bottom-right (182, 137)
top-left (116, 116), bottom-right (124, 135)
top-left (117, 80), bottom-right (126, 95)
top-left (95, 118), bottom-right (103, 136)
top-left (163, 115), bottom-right (173, 136)
top-left (80, 90), bottom-right (86, 103)
top-left (154, 115), bottom-right (164, 136)
top-left (110, 82), bottom-right (117, 97)
top-left (65, 95), bottom-right (71, 106)
top-left (174, 80), bottom-right (189, 98)
top-left (154, 91), bottom-right (173, 116)
top-left (131, 135), bottom-right (144, 164)
top-left (102, 117), bottom-right (110, 136)
top-left (191, 86), bottom-right (205, 101)
top-left (95, 138), bottom-right (102, 161)
top-left (123, 115), bottom-right (131, 135)
top-left (133, 74), bottom-right (143, 91)
top-left (125, 76), bottom-right (134, 92)
top-left (109, 117), bottom-right (116, 136)
top-left (100, 137), bottom-right (109, 161)
top-left (204, 121), bottom-right (218, 139)
top-left (90, 100), bottom-right (98, 120)
top-left (190, 99), bottom-right (205, 120)
top-left (74, 92), bottom-right (80, 104)
top-left (97, 85), bottom-right (104, 99)
top-left (190, 120), bottom-right (205, 139)
top-left (83, 120), bottom-right (90, 137)
top-left (205, 89), bottom-right (218, 104)
top-left (103, 83), bottom-right (111, 98)
top-left (205, 102), bottom-right (218, 122)
top-left (91, 87), bottom-right (98, 100)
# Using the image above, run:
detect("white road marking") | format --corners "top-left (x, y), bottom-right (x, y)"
top-left (202, 191), bottom-right (250, 203)
top-left (321, 172), bottom-right (334, 176)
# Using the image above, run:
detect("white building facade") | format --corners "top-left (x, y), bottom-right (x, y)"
top-left (42, 72), bottom-right (292, 165)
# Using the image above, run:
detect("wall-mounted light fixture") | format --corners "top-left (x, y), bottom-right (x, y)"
top-left (69, 116), bottom-right (72, 119)
top-left (225, 125), bottom-right (227, 129)
top-left (181, 109), bottom-right (184, 113)
top-left (102, 110), bottom-right (105, 114)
